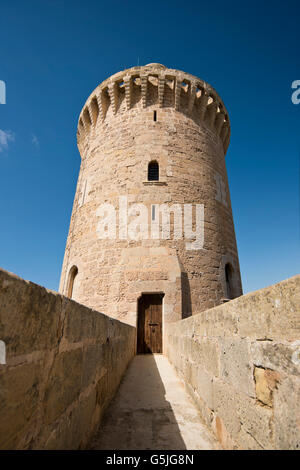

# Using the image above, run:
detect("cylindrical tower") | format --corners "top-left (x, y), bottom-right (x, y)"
top-left (59, 63), bottom-right (242, 328)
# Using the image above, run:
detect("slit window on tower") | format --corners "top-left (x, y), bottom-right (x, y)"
top-left (148, 161), bottom-right (159, 181)
top-left (153, 110), bottom-right (157, 121)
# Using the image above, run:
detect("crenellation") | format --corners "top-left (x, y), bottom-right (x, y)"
top-left (140, 74), bottom-right (148, 108)
top-left (95, 91), bottom-right (104, 122)
top-left (103, 87), bottom-right (111, 118)
top-left (224, 132), bottom-right (230, 153)
top-left (215, 111), bottom-right (226, 135)
top-left (76, 65), bottom-right (231, 153)
top-left (77, 118), bottom-right (85, 144)
top-left (220, 120), bottom-right (230, 145)
top-left (205, 101), bottom-right (218, 129)
top-left (108, 82), bottom-right (118, 114)
top-left (188, 82), bottom-right (197, 114)
top-left (198, 89), bottom-right (209, 121)
top-left (158, 75), bottom-right (165, 108)
top-left (174, 75), bottom-right (183, 111)
top-left (89, 97), bottom-right (99, 127)
top-left (82, 107), bottom-right (92, 134)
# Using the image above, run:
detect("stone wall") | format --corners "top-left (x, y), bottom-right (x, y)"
top-left (164, 275), bottom-right (300, 449)
top-left (0, 268), bottom-right (135, 449)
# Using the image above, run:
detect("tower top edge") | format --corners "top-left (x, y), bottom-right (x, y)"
top-left (77, 64), bottom-right (231, 155)
top-left (145, 63), bottom-right (166, 67)
top-left (80, 64), bottom-right (227, 115)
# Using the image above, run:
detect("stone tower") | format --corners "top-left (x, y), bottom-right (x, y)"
top-left (59, 63), bottom-right (242, 329)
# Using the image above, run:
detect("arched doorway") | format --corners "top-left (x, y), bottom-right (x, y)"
top-left (137, 293), bottom-right (164, 354)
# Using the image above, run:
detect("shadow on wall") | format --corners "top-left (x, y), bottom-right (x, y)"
top-left (88, 355), bottom-right (187, 450)
top-left (181, 272), bottom-right (192, 319)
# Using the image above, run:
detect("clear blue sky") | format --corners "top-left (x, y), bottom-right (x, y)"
top-left (0, 0), bottom-right (299, 294)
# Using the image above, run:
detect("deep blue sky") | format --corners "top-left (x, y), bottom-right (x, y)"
top-left (0, 0), bottom-right (299, 294)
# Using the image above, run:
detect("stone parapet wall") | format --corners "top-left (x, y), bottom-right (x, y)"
top-left (0, 268), bottom-right (135, 449)
top-left (164, 275), bottom-right (300, 449)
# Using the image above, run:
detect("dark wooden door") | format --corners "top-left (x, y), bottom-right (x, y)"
top-left (137, 294), bottom-right (163, 354)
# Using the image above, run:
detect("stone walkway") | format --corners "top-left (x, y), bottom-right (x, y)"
top-left (88, 355), bottom-right (219, 450)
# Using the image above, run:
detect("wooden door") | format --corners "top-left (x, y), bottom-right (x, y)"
top-left (137, 294), bottom-right (163, 354)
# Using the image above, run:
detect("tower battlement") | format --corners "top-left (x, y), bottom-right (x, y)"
top-left (77, 64), bottom-right (230, 155)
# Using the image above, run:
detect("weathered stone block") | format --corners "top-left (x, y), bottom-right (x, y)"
top-left (236, 294), bottom-right (270, 339)
top-left (191, 337), bottom-right (220, 377)
top-left (44, 349), bottom-right (83, 423)
top-left (214, 415), bottom-right (235, 450)
top-left (0, 269), bottom-right (62, 356)
top-left (251, 340), bottom-right (300, 377)
top-left (267, 276), bottom-right (300, 341)
top-left (44, 388), bottom-right (97, 450)
top-left (194, 367), bottom-right (214, 410)
top-left (273, 376), bottom-right (300, 449)
top-left (63, 298), bottom-right (108, 343)
top-left (236, 393), bottom-right (273, 449)
top-left (0, 361), bottom-right (42, 449)
top-left (219, 337), bottom-right (254, 397)
top-left (213, 378), bottom-right (241, 440)
top-left (254, 366), bottom-right (280, 407)
top-left (82, 343), bottom-right (104, 389)
top-left (193, 307), bottom-right (238, 338)
top-left (213, 377), bottom-right (272, 449)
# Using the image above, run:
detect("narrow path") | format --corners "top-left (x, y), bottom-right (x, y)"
top-left (89, 355), bottom-right (219, 450)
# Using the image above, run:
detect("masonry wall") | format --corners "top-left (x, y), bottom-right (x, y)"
top-left (165, 275), bottom-right (300, 450)
top-left (0, 268), bottom-right (135, 449)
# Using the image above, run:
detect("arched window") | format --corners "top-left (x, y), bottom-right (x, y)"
top-left (148, 161), bottom-right (159, 181)
top-left (225, 263), bottom-right (234, 299)
top-left (67, 265), bottom-right (78, 299)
